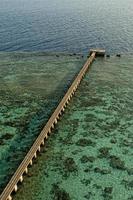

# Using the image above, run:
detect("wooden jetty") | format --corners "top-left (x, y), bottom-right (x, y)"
top-left (0, 49), bottom-right (105, 200)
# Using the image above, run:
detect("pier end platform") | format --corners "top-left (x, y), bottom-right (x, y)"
top-left (90, 49), bottom-right (105, 57)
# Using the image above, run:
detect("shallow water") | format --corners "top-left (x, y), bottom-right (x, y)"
top-left (0, 0), bottom-right (133, 53)
top-left (12, 55), bottom-right (133, 200)
top-left (0, 52), bottom-right (85, 193)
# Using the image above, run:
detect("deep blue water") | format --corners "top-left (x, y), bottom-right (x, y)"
top-left (0, 0), bottom-right (133, 54)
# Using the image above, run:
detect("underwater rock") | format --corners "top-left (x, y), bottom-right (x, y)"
top-left (59, 137), bottom-right (73, 146)
top-left (110, 138), bottom-right (117, 144)
top-left (84, 113), bottom-right (97, 122)
top-left (93, 184), bottom-right (102, 189)
top-left (98, 147), bottom-right (111, 158)
top-left (51, 184), bottom-right (71, 200)
top-left (128, 196), bottom-right (133, 200)
top-left (94, 167), bottom-right (102, 173)
top-left (122, 139), bottom-right (133, 147)
top-left (109, 155), bottom-right (125, 170)
top-left (121, 179), bottom-right (129, 188)
top-left (127, 180), bottom-right (133, 188)
top-left (71, 149), bottom-right (82, 155)
top-left (127, 168), bottom-right (133, 175)
top-left (3, 133), bottom-right (13, 140)
top-left (63, 157), bottom-right (78, 173)
top-left (76, 138), bottom-right (96, 147)
top-left (104, 187), bottom-right (113, 194)
top-left (81, 179), bottom-right (91, 186)
top-left (0, 139), bottom-right (4, 145)
top-left (84, 168), bottom-right (92, 173)
top-left (84, 168), bottom-right (91, 173)
top-left (102, 187), bottom-right (113, 200)
top-left (80, 155), bottom-right (89, 163)
top-left (84, 192), bottom-right (92, 199)
top-left (116, 54), bottom-right (121, 57)
top-left (80, 155), bottom-right (95, 163)
top-left (122, 149), bottom-right (129, 155)
top-left (94, 167), bottom-right (111, 175)
top-left (81, 98), bottom-right (103, 108)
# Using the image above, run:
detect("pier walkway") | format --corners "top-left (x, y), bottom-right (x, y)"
top-left (0, 50), bottom-right (105, 200)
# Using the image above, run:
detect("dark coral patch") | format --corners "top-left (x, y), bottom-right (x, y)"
top-left (102, 187), bottom-right (113, 200)
top-left (109, 155), bottom-right (125, 170)
top-left (76, 138), bottom-right (96, 147)
top-left (63, 157), bottom-right (78, 174)
top-left (3, 133), bottom-right (13, 140)
top-left (0, 139), bottom-right (4, 145)
top-left (51, 184), bottom-right (71, 200)
top-left (80, 155), bottom-right (95, 163)
top-left (94, 167), bottom-right (111, 175)
top-left (98, 147), bottom-right (111, 158)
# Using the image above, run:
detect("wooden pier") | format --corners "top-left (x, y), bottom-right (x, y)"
top-left (0, 50), bottom-right (105, 200)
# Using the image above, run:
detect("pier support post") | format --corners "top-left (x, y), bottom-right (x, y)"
top-left (48, 128), bottom-right (51, 134)
top-left (54, 118), bottom-right (57, 124)
top-left (29, 159), bottom-right (33, 166)
top-left (14, 185), bottom-right (18, 192)
top-left (38, 146), bottom-right (41, 152)
top-left (25, 167), bottom-right (28, 174)
top-left (41, 140), bottom-right (44, 145)
top-left (34, 152), bottom-right (37, 159)
top-left (7, 195), bottom-right (12, 200)
top-left (20, 175), bottom-right (23, 183)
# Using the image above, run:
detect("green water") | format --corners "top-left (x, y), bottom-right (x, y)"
top-left (13, 55), bottom-right (133, 200)
top-left (0, 52), bottom-right (85, 192)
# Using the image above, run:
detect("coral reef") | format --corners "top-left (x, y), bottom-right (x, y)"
top-left (76, 138), bottom-right (95, 147)
top-left (109, 155), bottom-right (125, 170)
top-left (102, 187), bottom-right (113, 200)
top-left (51, 184), bottom-right (71, 200)
top-left (80, 155), bottom-right (95, 163)
top-left (94, 167), bottom-right (111, 175)
top-left (63, 157), bottom-right (78, 175)
top-left (98, 147), bottom-right (111, 158)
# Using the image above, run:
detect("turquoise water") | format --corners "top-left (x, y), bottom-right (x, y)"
top-left (0, 0), bottom-right (133, 53)
top-left (12, 55), bottom-right (133, 200)
top-left (0, 52), bottom-right (85, 193)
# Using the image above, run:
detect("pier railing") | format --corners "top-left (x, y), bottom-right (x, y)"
top-left (0, 50), bottom-right (103, 200)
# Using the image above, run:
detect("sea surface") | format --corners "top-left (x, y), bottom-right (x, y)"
top-left (0, 0), bottom-right (133, 53)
